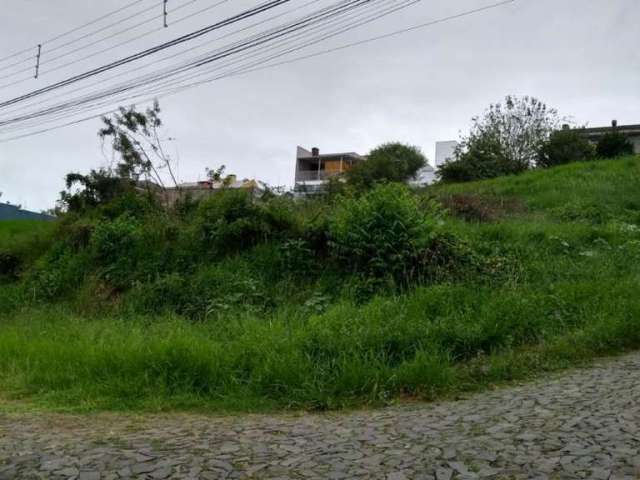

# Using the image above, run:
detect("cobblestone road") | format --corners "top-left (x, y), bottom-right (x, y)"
top-left (1, 353), bottom-right (639, 479)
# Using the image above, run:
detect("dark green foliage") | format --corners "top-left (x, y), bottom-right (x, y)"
top-left (437, 133), bottom-right (521, 183)
top-left (194, 190), bottom-right (298, 256)
top-left (0, 251), bottom-right (21, 280)
top-left (329, 184), bottom-right (442, 284)
top-left (90, 215), bottom-right (142, 289)
top-left (596, 131), bottom-right (634, 158)
top-left (60, 169), bottom-right (136, 214)
top-left (346, 142), bottom-right (426, 190)
top-left (537, 129), bottom-right (596, 168)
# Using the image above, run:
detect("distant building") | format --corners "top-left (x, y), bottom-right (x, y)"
top-left (160, 176), bottom-right (267, 206)
top-left (0, 202), bottom-right (55, 221)
top-left (572, 120), bottom-right (640, 153)
top-left (294, 146), bottom-right (366, 194)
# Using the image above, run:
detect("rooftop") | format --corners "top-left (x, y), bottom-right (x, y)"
top-left (296, 146), bottom-right (365, 161)
top-left (573, 121), bottom-right (640, 136)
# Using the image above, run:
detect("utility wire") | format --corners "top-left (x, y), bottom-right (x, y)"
top-left (0, 0), bottom-right (512, 134)
top-left (0, 0), bottom-right (517, 142)
top-left (0, 0), bottom-right (374, 126)
top-left (0, 0), bottom-right (154, 65)
top-left (0, 0), bottom-right (292, 109)
top-left (0, 0), bottom-right (326, 118)
top-left (0, 0), bottom-right (399, 128)
top-left (0, 0), bottom-right (221, 83)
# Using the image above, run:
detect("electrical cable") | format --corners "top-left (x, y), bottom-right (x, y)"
top-left (0, 0), bottom-right (517, 142)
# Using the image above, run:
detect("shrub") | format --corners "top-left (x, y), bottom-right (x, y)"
top-left (596, 131), bottom-right (634, 158)
top-left (128, 260), bottom-right (272, 320)
top-left (346, 142), bottom-right (427, 190)
top-left (90, 215), bottom-right (141, 289)
top-left (437, 133), bottom-right (524, 183)
top-left (537, 129), bottom-right (596, 168)
top-left (329, 183), bottom-right (441, 284)
top-left (27, 247), bottom-right (91, 301)
top-left (195, 190), bottom-right (269, 256)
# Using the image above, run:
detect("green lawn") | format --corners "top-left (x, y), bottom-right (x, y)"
top-left (0, 157), bottom-right (639, 412)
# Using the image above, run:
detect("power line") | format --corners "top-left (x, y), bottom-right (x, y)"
top-left (0, 0), bottom-right (518, 142)
top-left (0, 0), bottom-right (326, 118)
top-left (0, 0), bottom-right (219, 83)
top-left (0, 0), bottom-right (292, 109)
top-left (0, 0), bottom-right (376, 127)
top-left (0, 0), bottom-right (154, 64)
top-left (0, 0), bottom-right (399, 128)
top-left (0, 0), bottom-right (516, 136)
top-left (37, 0), bottom-right (233, 77)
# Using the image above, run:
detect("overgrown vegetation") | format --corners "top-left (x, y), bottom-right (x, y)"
top-left (437, 95), bottom-right (636, 183)
top-left (1, 103), bottom-right (639, 413)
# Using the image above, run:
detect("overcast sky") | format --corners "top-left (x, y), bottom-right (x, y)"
top-left (0, 0), bottom-right (638, 211)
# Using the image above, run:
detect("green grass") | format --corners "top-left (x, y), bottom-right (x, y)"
top-left (432, 155), bottom-right (640, 223)
top-left (0, 220), bottom-right (56, 257)
top-left (1, 157), bottom-right (639, 413)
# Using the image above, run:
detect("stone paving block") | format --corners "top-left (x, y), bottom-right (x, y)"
top-left (1, 353), bottom-right (639, 479)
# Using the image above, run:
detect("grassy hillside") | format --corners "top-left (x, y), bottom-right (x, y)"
top-left (434, 155), bottom-right (640, 221)
top-left (0, 220), bottom-right (55, 254)
top-left (0, 157), bottom-right (639, 412)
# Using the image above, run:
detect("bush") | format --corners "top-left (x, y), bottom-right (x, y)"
top-left (329, 183), bottom-right (441, 284)
top-left (437, 133), bottom-right (523, 183)
top-left (90, 215), bottom-right (141, 289)
top-left (346, 142), bottom-right (427, 190)
top-left (196, 190), bottom-right (295, 256)
top-left (537, 129), bottom-right (596, 168)
top-left (129, 261), bottom-right (271, 319)
top-left (596, 131), bottom-right (634, 158)
top-left (27, 247), bottom-right (91, 301)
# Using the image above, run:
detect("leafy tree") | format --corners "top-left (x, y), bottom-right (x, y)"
top-left (346, 142), bottom-right (427, 190)
top-left (99, 101), bottom-right (178, 188)
top-left (438, 96), bottom-right (560, 182)
top-left (59, 101), bottom-right (177, 213)
top-left (537, 128), bottom-right (596, 168)
top-left (596, 131), bottom-right (634, 158)
top-left (59, 169), bottom-right (134, 213)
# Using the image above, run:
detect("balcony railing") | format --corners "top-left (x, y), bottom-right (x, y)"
top-left (295, 170), bottom-right (340, 182)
